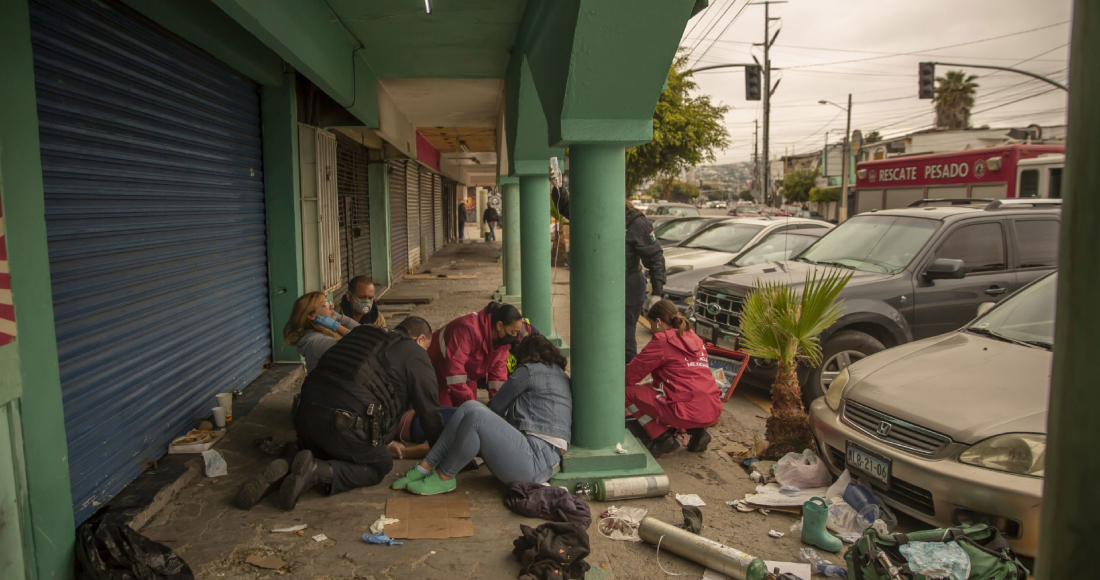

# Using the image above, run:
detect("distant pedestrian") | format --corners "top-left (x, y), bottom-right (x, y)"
top-left (483, 205), bottom-right (500, 241)
top-left (458, 201), bottom-right (468, 242)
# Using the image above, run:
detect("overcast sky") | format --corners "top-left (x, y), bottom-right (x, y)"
top-left (680, 0), bottom-right (1074, 164)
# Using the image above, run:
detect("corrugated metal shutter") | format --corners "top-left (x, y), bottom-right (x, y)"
top-left (419, 167), bottom-right (434, 260)
top-left (406, 162), bottom-right (421, 269)
top-left (433, 175), bottom-right (444, 252)
top-left (335, 134), bottom-right (370, 291)
top-left (388, 160), bottom-right (408, 280)
top-left (31, 0), bottom-right (271, 523)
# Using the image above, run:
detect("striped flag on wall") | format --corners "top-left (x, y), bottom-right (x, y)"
top-left (0, 187), bottom-right (14, 346)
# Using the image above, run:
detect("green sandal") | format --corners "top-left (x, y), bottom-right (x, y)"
top-left (391, 467), bottom-right (430, 490)
top-left (406, 472), bottom-right (457, 496)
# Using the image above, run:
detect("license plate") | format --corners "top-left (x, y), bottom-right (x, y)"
top-left (846, 441), bottom-right (891, 487)
top-left (696, 322), bottom-right (714, 341)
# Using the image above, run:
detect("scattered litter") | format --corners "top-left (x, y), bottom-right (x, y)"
top-left (726, 500), bottom-right (758, 513)
top-left (296, 530), bottom-right (305, 535)
top-left (779, 485), bottom-right (801, 494)
top-left (311, 533), bottom-right (328, 543)
top-left (210, 479), bottom-right (217, 484)
top-left (369, 516), bottom-right (400, 535)
top-left (750, 472), bottom-right (763, 483)
top-left (774, 449), bottom-right (832, 488)
top-left (271, 524), bottom-right (308, 533)
top-left (704, 561), bottom-right (812, 580)
top-left (197, 421), bottom-right (213, 431)
top-left (253, 436), bottom-right (289, 457)
top-left (749, 460), bottom-right (777, 484)
top-left (799, 548), bottom-right (848, 578)
top-left (615, 443), bottom-right (627, 454)
top-left (201, 450), bottom-right (227, 478)
top-left (675, 493), bottom-right (706, 507)
top-left (759, 509), bottom-right (771, 516)
top-left (169, 429), bottom-right (225, 454)
top-left (598, 506), bottom-right (647, 541)
top-left (385, 497), bottom-right (473, 539)
top-left (362, 532), bottom-right (403, 546)
top-left (245, 555), bottom-right (286, 570)
top-left (768, 530), bottom-right (785, 538)
top-left (744, 483), bottom-right (829, 507)
top-left (900, 541), bottom-right (971, 580)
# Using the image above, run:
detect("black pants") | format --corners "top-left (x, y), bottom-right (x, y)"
top-left (625, 270), bottom-right (648, 364)
top-left (295, 404), bottom-right (394, 495)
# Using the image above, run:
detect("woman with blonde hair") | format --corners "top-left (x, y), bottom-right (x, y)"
top-left (625, 298), bottom-right (721, 458)
top-left (283, 292), bottom-right (359, 372)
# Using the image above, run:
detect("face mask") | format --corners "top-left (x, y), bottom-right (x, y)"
top-left (495, 330), bottom-right (519, 348)
top-left (353, 299), bottom-right (373, 315)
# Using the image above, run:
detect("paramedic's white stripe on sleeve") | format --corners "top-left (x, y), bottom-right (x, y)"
top-left (0, 318), bottom-right (15, 336)
top-left (488, 381), bottom-right (504, 390)
top-left (627, 405), bottom-right (640, 414)
top-left (637, 415), bottom-right (653, 426)
top-left (446, 375), bottom-right (468, 385)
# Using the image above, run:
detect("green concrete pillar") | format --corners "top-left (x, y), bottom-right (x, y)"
top-left (499, 181), bottom-right (522, 303)
top-left (568, 144), bottom-right (627, 449)
top-left (519, 175), bottom-right (552, 332)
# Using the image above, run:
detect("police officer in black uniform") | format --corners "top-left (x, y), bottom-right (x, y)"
top-left (550, 167), bottom-right (666, 363)
top-left (236, 316), bottom-right (444, 511)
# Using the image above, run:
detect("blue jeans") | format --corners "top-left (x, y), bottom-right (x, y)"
top-left (488, 221), bottom-right (497, 240)
top-left (424, 401), bottom-right (560, 483)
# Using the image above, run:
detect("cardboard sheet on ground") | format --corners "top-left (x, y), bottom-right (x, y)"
top-left (385, 497), bottom-right (473, 539)
top-left (744, 483), bottom-right (829, 507)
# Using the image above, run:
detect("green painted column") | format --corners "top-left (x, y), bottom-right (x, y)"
top-left (368, 162), bottom-right (392, 287)
top-left (519, 175), bottom-right (552, 333)
top-left (568, 144), bottom-right (627, 449)
top-left (1036, 2), bottom-right (1098, 576)
top-left (261, 74), bottom-right (303, 363)
top-left (0, 0), bottom-right (77, 576)
top-left (501, 181), bottom-right (522, 302)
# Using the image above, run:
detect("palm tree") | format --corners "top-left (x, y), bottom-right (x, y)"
top-left (738, 269), bottom-right (851, 458)
top-left (933, 70), bottom-right (979, 130)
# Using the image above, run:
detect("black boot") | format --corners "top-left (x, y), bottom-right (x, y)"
top-left (279, 450), bottom-right (332, 511)
top-left (649, 430), bottom-right (680, 458)
top-left (686, 428), bottom-right (712, 452)
top-left (236, 459), bottom-right (289, 509)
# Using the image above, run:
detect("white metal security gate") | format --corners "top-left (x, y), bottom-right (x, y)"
top-left (406, 162), bottom-right (421, 269)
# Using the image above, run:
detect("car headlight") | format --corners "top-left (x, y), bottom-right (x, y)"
top-left (959, 434), bottom-right (1045, 477)
top-left (666, 265), bottom-right (695, 276)
top-left (824, 367), bottom-right (849, 411)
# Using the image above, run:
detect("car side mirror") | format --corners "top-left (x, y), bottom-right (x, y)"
top-left (976, 302), bottom-right (996, 317)
top-left (924, 258), bottom-right (966, 281)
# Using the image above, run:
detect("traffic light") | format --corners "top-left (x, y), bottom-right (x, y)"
top-left (745, 65), bottom-right (762, 101)
top-left (918, 62), bottom-right (935, 99)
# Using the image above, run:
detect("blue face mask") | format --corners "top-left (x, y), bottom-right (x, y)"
top-left (353, 299), bottom-right (373, 314)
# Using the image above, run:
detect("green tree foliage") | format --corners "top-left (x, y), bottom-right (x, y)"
top-left (645, 179), bottom-right (701, 203)
top-left (934, 70), bottom-right (979, 130)
top-left (626, 54), bottom-right (731, 197)
top-left (782, 169), bottom-right (818, 203)
top-left (738, 190), bottom-right (755, 201)
top-left (865, 131), bottom-right (881, 144)
top-left (810, 187), bottom-right (841, 203)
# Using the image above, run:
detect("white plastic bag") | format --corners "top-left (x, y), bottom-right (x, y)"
top-left (774, 449), bottom-right (832, 488)
top-left (201, 449), bottom-right (227, 478)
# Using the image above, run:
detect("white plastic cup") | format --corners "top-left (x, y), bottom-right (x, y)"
top-left (215, 393), bottom-right (233, 422)
top-left (212, 407), bottom-right (227, 429)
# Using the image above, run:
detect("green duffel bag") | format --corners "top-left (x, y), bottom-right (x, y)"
top-left (845, 523), bottom-right (1029, 580)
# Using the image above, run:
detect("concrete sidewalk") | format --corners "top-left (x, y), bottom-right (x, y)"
top-left (138, 240), bottom-right (853, 580)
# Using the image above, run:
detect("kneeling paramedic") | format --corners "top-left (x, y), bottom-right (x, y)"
top-left (236, 317), bottom-right (444, 511)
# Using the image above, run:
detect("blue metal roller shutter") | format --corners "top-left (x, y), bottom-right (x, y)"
top-left (31, 0), bottom-right (272, 523)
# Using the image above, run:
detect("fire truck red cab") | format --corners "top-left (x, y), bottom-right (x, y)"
top-left (853, 144), bottom-right (1065, 214)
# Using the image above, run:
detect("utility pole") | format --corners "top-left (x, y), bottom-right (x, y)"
top-left (840, 93), bottom-right (852, 222)
top-left (752, 119), bottom-right (759, 201)
top-left (751, 1), bottom-right (786, 206)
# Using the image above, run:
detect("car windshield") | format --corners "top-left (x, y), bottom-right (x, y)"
top-left (682, 223), bottom-right (765, 253)
top-left (798, 215), bottom-right (938, 274)
top-left (736, 208), bottom-right (760, 215)
top-left (968, 273), bottom-right (1056, 348)
top-left (656, 218), bottom-right (709, 242)
top-left (732, 233), bottom-right (820, 267)
top-left (662, 206), bottom-right (700, 216)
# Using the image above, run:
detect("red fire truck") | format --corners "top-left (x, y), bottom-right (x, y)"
top-left (852, 144), bottom-right (1065, 214)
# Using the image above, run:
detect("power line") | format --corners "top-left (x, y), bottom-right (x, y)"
top-left (684, 0), bottom-right (741, 60)
top-left (681, 36), bottom-right (1070, 63)
top-left (692, 1), bottom-right (752, 68)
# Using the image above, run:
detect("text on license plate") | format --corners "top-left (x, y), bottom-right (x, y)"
top-left (696, 323), bottom-right (714, 341)
top-left (846, 442), bottom-right (891, 486)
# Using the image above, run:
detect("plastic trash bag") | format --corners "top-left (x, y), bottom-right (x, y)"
top-left (799, 547), bottom-right (848, 578)
top-left (899, 541), bottom-right (971, 580)
top-left (201, 449), bottom-right (227, 478)
top-left (76, 519), bottom-right (194, 579)
top-left (774, 449), bottom-right (832, 488)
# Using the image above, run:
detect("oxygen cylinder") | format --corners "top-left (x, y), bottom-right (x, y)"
top-left (638, 517), bottom-right (769, 580)
top-left (592, 475), bottom-right (670, 501)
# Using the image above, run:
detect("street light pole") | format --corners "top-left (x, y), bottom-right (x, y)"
top-left (819, 94), bottom-right (852, 222)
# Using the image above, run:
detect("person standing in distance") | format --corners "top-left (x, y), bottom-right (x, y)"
top-left (483, 204), bottom-right (501, 241)
top-left (457, 200), bottom-right (468, 242)
top-left (550, 164), bottom-right (666, 363)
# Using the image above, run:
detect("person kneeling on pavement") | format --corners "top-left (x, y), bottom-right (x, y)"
top-left (236, 316), bottom-right (444, 510)
top-left (392, 334), bottom-right (572, 495)
top-left (625, 299), bottom-right (722, 458)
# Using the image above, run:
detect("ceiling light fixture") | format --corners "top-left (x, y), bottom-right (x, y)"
top-left (459, 140), bottom-right (470, 153)
top-left (424, 0), bottom-right (432, 15)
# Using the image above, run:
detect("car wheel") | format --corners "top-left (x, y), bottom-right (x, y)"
top-left (804, 330), bottom-right (885, 405)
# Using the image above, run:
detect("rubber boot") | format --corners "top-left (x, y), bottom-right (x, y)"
top-left (686, 428), bottom-right (712, 452)
top-left (801, 496), bottom-right (842, 553)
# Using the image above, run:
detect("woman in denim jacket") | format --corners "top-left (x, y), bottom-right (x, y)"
top-left (392, 334), bottom-right (572, 495)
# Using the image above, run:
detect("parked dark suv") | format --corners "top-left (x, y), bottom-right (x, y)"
top-left (690, 199), bottom-right (1061, 402)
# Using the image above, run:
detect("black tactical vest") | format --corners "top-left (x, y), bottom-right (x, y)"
top-left (304, 325), bottom-right (404, 429)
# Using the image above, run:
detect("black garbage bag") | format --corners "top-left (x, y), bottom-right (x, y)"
top-left (76, 519), bottom-right (193, 580)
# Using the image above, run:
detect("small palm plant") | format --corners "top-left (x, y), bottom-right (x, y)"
top-left (738, 269), bottom-right (852, 458)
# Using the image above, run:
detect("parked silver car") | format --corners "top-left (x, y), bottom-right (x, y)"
top-left (810, 272), bottom-right (1055, 557)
